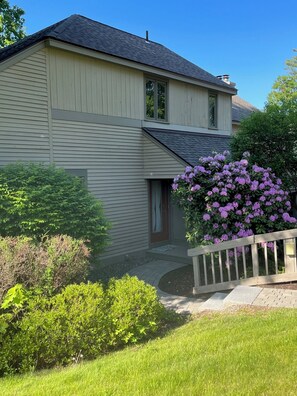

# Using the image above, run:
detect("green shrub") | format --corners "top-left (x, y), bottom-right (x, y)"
top-left (1, 283), bottom-right (109, 374)
top-left (0, 162), bottom-right (110, 253)
top-left (0, 235), bottom-right (90, 302)
top-left (0, 277), bottom-right (168, 376)
top-left (108, 275), bottom-right (165, 346)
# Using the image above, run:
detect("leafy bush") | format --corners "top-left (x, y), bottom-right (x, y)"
top-left (108, 275), bottom-right (165, 345)
top-left (0, 235), bottom-right (90, 302)
top-left (0, 277), bottom-right (166, 375)
top-left (0, 283), bottom-right (109, 374)
top-left (0, 162), bottom-right (110, 253)
top-left (172, 152), bottom-right (296, 246)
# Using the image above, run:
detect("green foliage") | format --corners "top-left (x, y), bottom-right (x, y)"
top-left (231, 106), bottom-right (297, 188)
top-left (0, 162), bottom-right (110, 253)
top-left (0, 277), bottom-right (166, 376)
top-left (108, 275), bottom-right (165, 345)
top-left (231, 52), bottom-right (297, 189)
top-left (1, 283), bottom-right (109, 374)
top-left (268, 51), bottom-right (297, 108)
top-left (0, 235), bottom-right (90, 302)
top-left (0, 0), bottom-right (25, 48)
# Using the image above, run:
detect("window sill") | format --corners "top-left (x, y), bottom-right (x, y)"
top-left (144, 118), bottom-right (169, 124)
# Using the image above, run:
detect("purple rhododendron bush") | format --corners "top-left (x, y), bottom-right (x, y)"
top-left (172, 151), bottom-right (296, 247)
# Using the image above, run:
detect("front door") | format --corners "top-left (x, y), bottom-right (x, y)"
top-left (150, 180), bottom-right (169, 243)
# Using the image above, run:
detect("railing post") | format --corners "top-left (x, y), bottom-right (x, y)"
top-left (251, 242), bottom-right (259, 277)
top-left (284, 238), bottom-right (297, 273)
top-left (192, 256), bottom-right (200, 295)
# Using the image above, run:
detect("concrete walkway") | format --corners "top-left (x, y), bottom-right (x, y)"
top-left (128, 260), bottom-right (206, 314)
top-left (128, 260), bottom-right (297, 314)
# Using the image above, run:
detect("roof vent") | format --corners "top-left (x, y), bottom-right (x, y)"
top-left (145, 30), bottom-right (149, 42)
top-left (217, 74), bottom-right (236, 87)
top-left (217, 74), bottom-right (230, 84)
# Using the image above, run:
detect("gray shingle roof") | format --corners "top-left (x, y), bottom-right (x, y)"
top-left (143, 128), bottom-right (231, 166)
top-left (232, 95), bottom-right (259, 123)
top-left (0, 15), bottom-right (236, 92)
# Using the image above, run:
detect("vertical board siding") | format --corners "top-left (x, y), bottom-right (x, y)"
top-left (0, 50), bottom-right (50, 165)
top-left (143, 136), bottom-right (185, 179)
top-left (169, 80), bottom-right (208, 128)
top-left (52, 120), bottom-right (148, 258)
top-left (49, 49), bottom-right (144, 120)
top-left (169, 80), bottom-right (231, 132)
top-left (218, 93), bottom-right (232, 132)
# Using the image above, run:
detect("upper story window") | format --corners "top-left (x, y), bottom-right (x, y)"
top-left (208, 93), bottom-right (218, 128)
top-left (145, 78), bottom-right (167, 121)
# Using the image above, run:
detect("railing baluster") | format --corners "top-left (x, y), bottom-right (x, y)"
top-left (264, 243), bottom-right (268, 275)
top-left (219, 251), bottom-right (223, 282)
top-left (193, 256), bottom-right (200, 288)
top-left (274, 241), bottom-right (278, 274)
top-left (226, 250), bottom-right (231, 281)
top-left (234, 248), bottom-right (239, 280)
top-left (242, 247), bottom-right (247, 278)
top-left (203, 254), bottom-right (208, 285)
top-left (211, 253), bottom-right (215, 284)
top-left (251, 242), bottom-right (259, 277)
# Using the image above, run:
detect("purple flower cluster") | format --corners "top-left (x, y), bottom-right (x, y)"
top-left (172, 151), bottom-right (296, 246)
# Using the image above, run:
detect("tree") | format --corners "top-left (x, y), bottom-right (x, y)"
top-left (0, 163), bottom-right (110, 253)
top-left (268, 51), bottom-right (297, 108)
top-left (0, 0), bottom-right (25, 48)
top-left (231, 52), bottom-right (297, 189)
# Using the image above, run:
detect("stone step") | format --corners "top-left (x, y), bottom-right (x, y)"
top-left (198, 292), bottom-right (229, 311)
top-left (223, 285), bottom-right (263, 307)
top-left (146, 245), bottom-right (192, 265)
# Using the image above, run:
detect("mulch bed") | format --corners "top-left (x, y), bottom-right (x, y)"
top-left (158, 264), bottom-right (297, 299)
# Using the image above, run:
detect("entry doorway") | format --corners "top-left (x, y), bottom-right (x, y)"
top-left (149, 180), bottom-right (169, 244)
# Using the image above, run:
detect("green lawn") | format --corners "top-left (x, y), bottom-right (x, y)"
top-left (1, 308), bottom-right (297, 396)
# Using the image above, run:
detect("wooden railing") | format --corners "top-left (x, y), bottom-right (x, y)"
top-left (188, 229), bottom-right (297, 295)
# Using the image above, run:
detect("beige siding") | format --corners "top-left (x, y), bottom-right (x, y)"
top-left (169, 80), bottom-right (232, 133)
top-left (143, 136), bottom-right (185, 179)
top-left (218, 93), bottom-right (232, 132)
top-left (52, 119), bottom-right (148, 258)
top-left (0, 49), bottom-right (50, 164)
top-left (169, 80), bottom-right (208, 128)
top-left (48, 48), bottom-right (144, 120)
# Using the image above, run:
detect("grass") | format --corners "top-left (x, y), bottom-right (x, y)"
top-left (1, 308), bottom-right (297, 396)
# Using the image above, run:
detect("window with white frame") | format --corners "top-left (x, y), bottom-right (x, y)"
top-left (145, 78), bottom-right (167, 121)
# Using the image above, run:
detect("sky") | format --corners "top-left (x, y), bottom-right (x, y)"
top-left (16, 0), bottom-right (297, 110)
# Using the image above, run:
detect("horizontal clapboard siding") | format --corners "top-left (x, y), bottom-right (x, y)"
top-left (0, 49), bottom-right (50, 165)
top-left (52, 119), bottom-right (148, 258)
top-left (143, 136), bottom-right (185, 179)
top-left (49, 48), bottom-right (144, 120)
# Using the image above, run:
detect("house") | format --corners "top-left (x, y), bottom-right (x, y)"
top-left (232, 95), bottom-right (259, 133)
top-left (0, 15), bottom-right (237, 262)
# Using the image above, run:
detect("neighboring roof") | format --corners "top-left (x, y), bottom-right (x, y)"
top-left (232, 95), bottom-right (259, 123)
top-left (143, 128), bottom-right (231, 166)
top-left (0, 15), bottom-right (236, 93)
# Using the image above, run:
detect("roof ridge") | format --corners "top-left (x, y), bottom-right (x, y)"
top-left (72, 14), bottom-right (162, 46)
